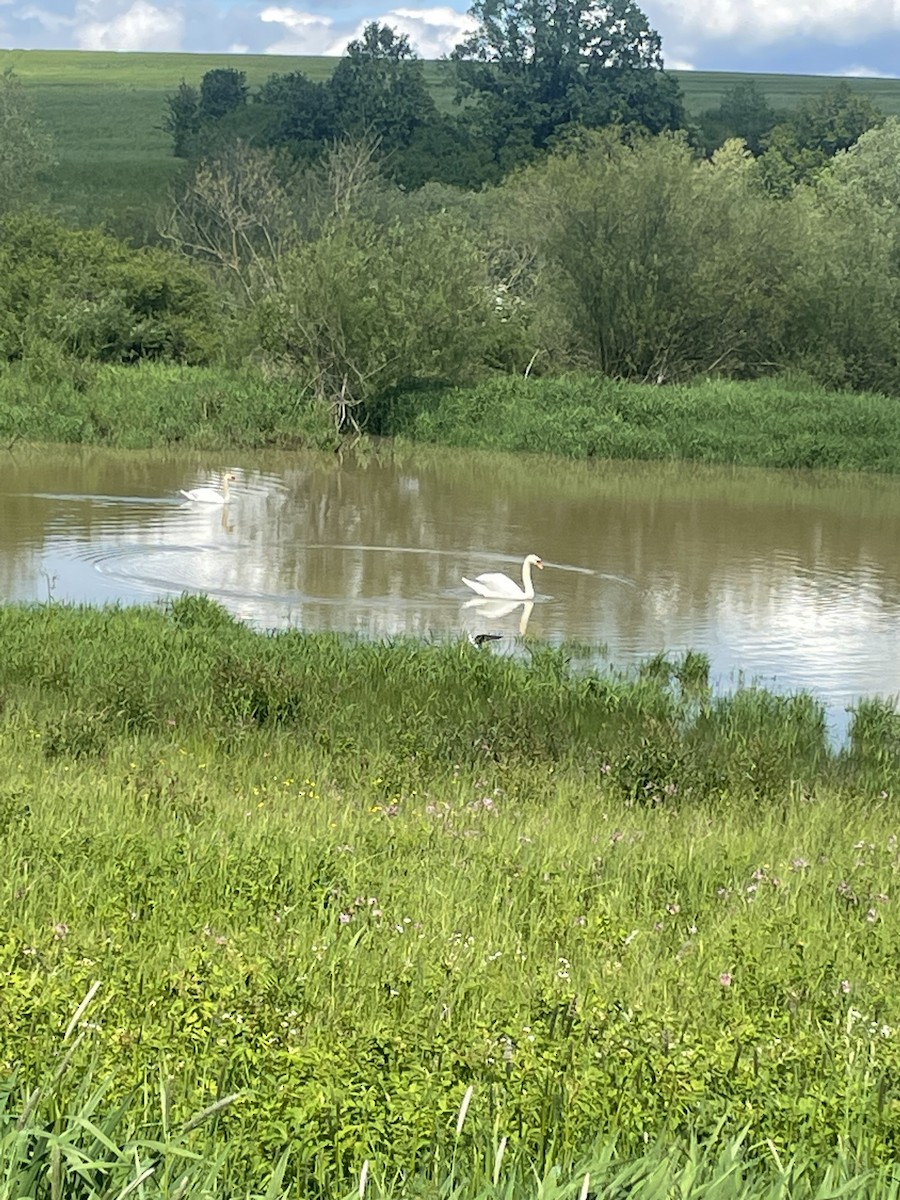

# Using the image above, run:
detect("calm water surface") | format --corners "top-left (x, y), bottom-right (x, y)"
top-left (3, 444), bottom-right (900, 737)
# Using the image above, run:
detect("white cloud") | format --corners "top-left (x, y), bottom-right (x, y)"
top-left (653, 0), bottom-right (900, 48)
top-left (665, 56), bottom-right (696, 71)
top-left (75, 0), bottom-right (184, 50)
top-left (370, 6), bottom-right (477, 57)
top-left (259, 7), bottom-right (341, 54)
top-left (18, 4), bottom-right (76, 31)
top-left (840, 62), bottom-right (896, 76)
top-left (259, 4), bottom-right (475, 57)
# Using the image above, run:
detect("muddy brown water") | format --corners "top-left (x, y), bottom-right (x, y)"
top-left (3, 444), bottom-right (899, 739)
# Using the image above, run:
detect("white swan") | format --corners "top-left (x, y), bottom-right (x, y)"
top-left (462, 554), bottom-right (543, 600)
top-left (180, 472), bottom-right (236, 504)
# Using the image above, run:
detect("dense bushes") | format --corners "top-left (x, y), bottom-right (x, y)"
top-left (8, 119), bottom-right (900, 445)
top-left (256, 214), bottom-right (523, 431)
top-left (495, 127), bottom-right (900, 392)
top-left (0, 212), bottom-right (222, 367)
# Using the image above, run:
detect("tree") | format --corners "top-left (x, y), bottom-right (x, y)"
top-left (164, 70), bottom-right (250, 159)
top-left (824, 117), bottom-right (900, 212)
top-left (0, 70), bottom-right (54, 212)
top-left (757, 81), bottom-right (883, 193)
top-left (256, 214), bottom-right (504, 433)
top-left (502, 129), bottom-right (807, 380)
top-left (452, 0), bottom-right (685, 157)
top-left (328, 22), bottom-right (437, 153)
top-left (698, 80), bottom-right (779, 155)
top-left (199, 68), bottom-right (248, 122)
top-left (255, 71), bottom-right (336, 159)
top-left (162, 80), bottom-right (201, 158)
top-left (160, 142), bottom-right (298, 300)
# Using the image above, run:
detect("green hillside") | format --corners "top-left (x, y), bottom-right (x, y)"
top-left (4, 48), bottom-right (900, 235)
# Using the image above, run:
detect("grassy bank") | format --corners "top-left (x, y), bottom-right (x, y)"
top-left (3, 598), bottom-right (900, 1194)
top-left (0, 363), bottom-right (338, 451)
top-left (6, 363), bottom-right (900, 475)
top-left (381, 372), bottom-right (900, 472)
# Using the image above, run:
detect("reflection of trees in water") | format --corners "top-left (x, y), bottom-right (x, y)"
top-left (0, 541), bottom-right (43, 602)
top-left (3, 447), bottom-right (900, 664)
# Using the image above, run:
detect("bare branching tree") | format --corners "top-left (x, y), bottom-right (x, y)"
top-left (295, 134), bottom-right (385, 235)
top-left (159, 141), bottom-right (298, 300)
top-left (160, 136), bottom-right (387, 302)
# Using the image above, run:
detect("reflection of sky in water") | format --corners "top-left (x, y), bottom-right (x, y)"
top-left (3, 451), bottom-right (900, 742)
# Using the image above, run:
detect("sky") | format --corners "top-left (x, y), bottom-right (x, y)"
top-left (0, 0), bottom-right (898, 78)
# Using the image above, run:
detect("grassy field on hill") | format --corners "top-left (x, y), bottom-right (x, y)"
top-left (4, 47), bottom-right (900, 233)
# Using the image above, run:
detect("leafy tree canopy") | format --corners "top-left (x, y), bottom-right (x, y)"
top-left (329, 22), bottom-right (437, 151)
top-left (452, 0), bottom-right (684, 153)
top-left (199, 68), bottom-right (248, 121)
top-left (757, 81), bottom-right (883, 193)
top-left (698, 80), bottom-right (780, 155)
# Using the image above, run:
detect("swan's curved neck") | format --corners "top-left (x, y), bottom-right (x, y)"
top-left (521, 559), bottom-right (535, 599)
top-left (221, 476), bottom-right (230, 499)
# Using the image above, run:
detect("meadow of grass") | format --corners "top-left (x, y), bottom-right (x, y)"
top-left (381, 372), bottom-right (900, 473)
top-left (3, 596), bottom-right (900, 1194)
top-left (5, 46), bottom-right (900, 232)
top-left (7, 362), bottom-right (900, 477)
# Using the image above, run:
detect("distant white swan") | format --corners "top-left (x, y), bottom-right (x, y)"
top-left (180, 472), bottom-right (236, 504)
top-left (462, 554), bottom-right (543, 600)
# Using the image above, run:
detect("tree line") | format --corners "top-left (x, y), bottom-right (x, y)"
top-left (1, 0), bottom-right (899, 439)
top-left (163, 2), bottom-right (885, 193)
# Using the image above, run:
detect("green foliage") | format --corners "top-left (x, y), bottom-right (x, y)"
top-left (254, 71), bottom-right (336, 160)
top-left (452, 0), bottom-right (685, 156)
top-left (200, 67), bottom-right (248, 121)
top-left (503, 130), bottom-right (802, 380)
top-left (698, 79), bottom-right (781, 154)
top-left (256, 215), bottom-right (511, 431)
top-left (329, 23), bottom-right (436, 153)
top-left (162, 79), bottom-right (201, 158)
top-left (757, 81), bottom-right (884, 193)
top-left (0, 212), bottom-right (221, 366)
top-left (8, 48), bottom-right (900, 235)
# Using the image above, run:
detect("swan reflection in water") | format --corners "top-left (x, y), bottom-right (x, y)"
top-left (463, 597), bottom-right (535, 637)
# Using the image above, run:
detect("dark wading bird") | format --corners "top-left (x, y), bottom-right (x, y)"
top-left (468, 632), bottom-right (504, 647)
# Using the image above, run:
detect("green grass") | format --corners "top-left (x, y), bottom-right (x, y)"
top-left (0, 362), bottom-right (338, 451)
top-left (673, 68), bottom-right (900, 116)
top-left (7, 363), bottom-right (900, 476)
top-left (381, 372), bottom-right (900, 472)
top-left (5, 47), bottom-right (900, 233)
top-left (3, 597), bottom-right (900, 1192)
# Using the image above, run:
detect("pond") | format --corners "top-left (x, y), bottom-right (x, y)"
top-left (2, 444), bottom-right (900, 738)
